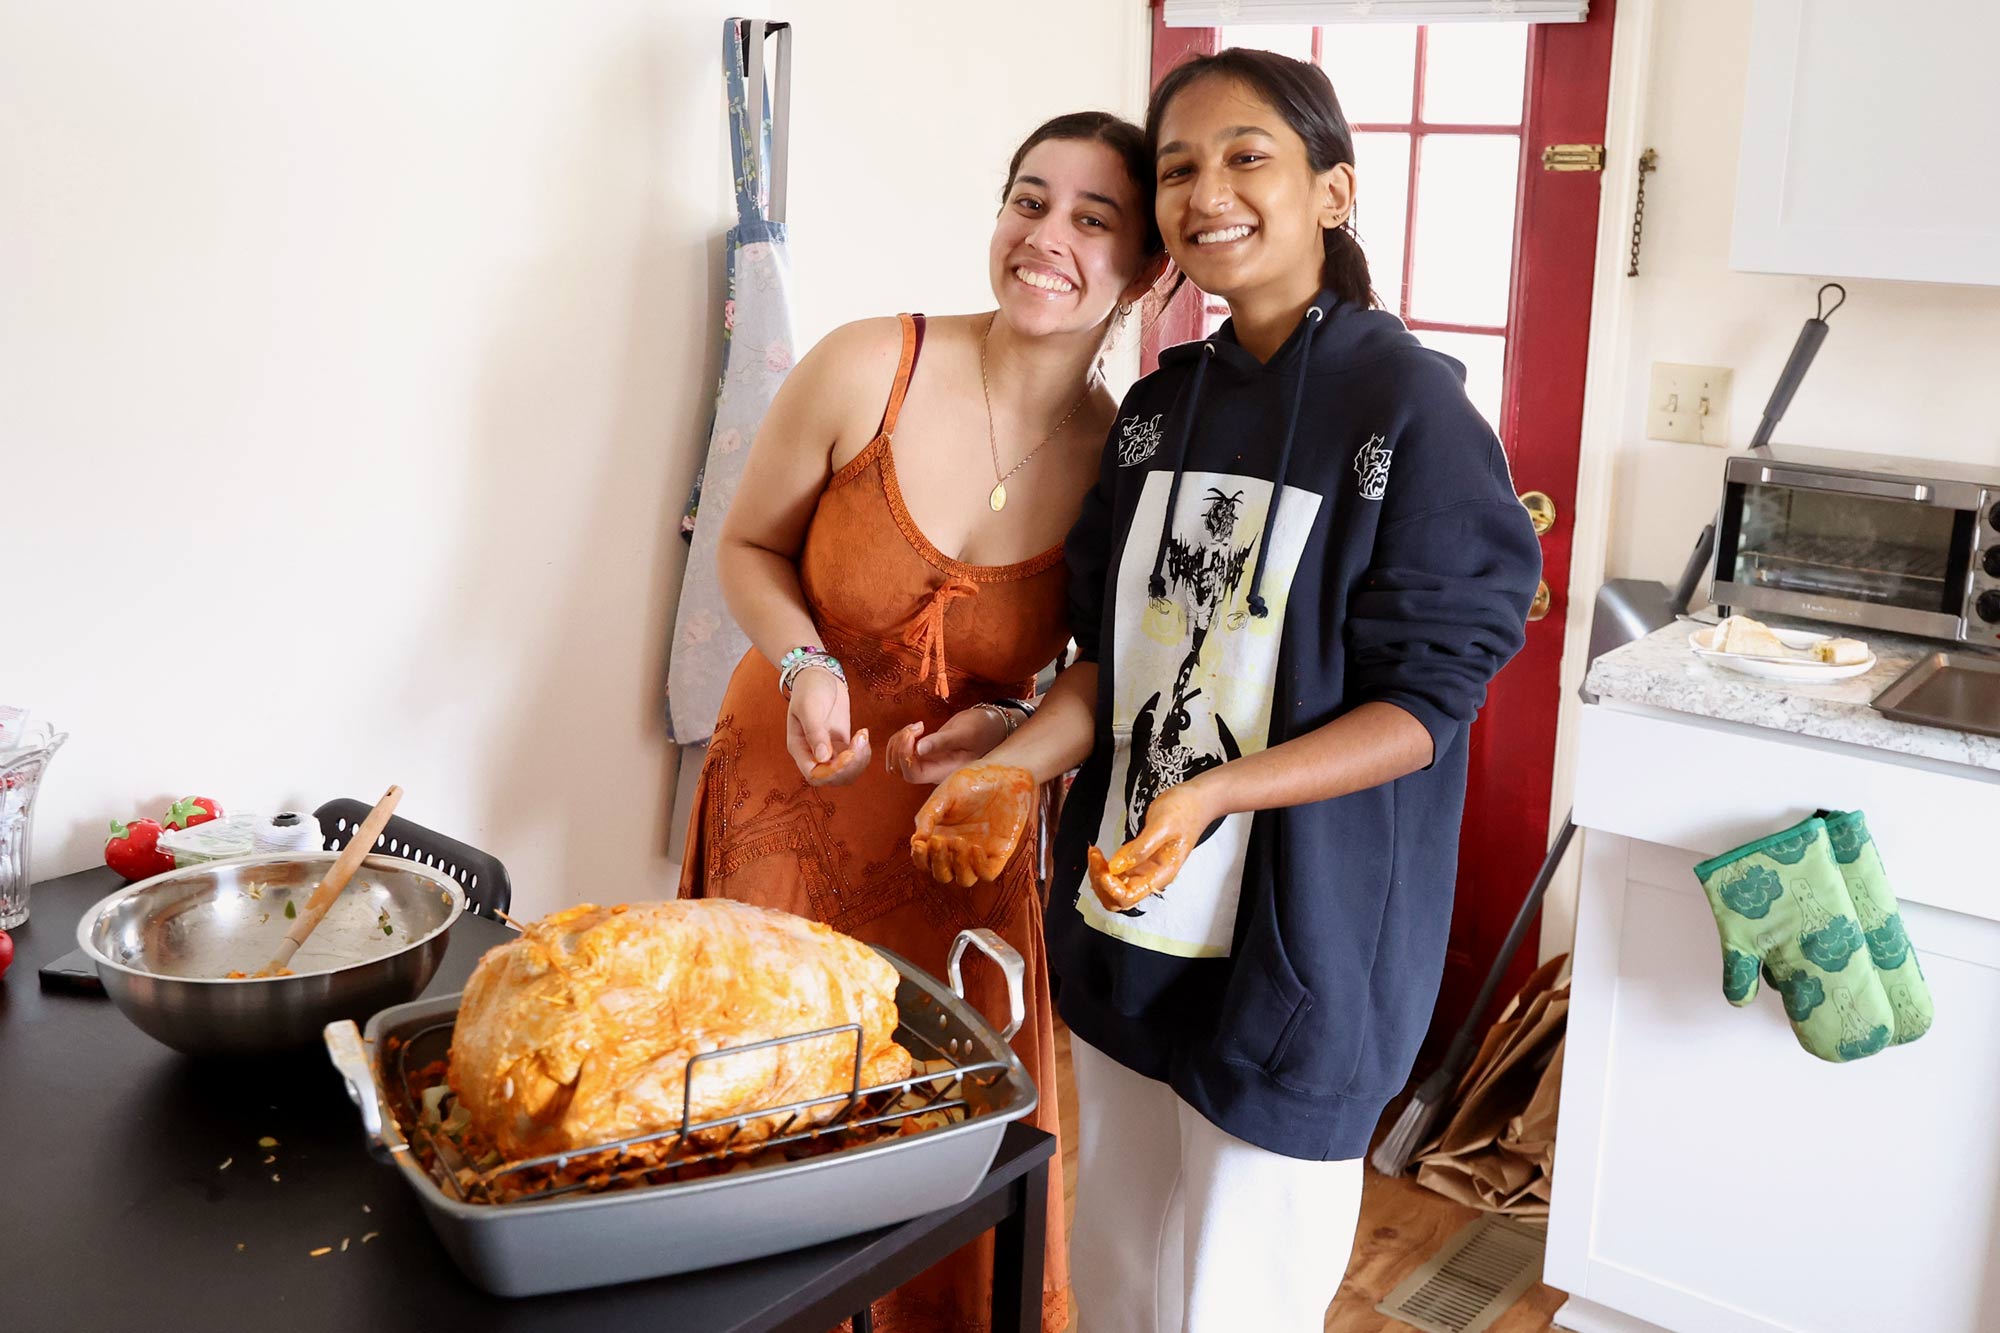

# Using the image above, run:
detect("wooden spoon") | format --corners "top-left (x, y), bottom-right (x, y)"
top-left (256, 785), bottom-right (402, 977)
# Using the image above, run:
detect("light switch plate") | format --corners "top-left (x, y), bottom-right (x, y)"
top-left (1647, 363), bottom-right (1733, 446)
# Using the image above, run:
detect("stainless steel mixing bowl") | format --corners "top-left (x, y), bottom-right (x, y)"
top-left (77, 853), bottom-right (466, 1056)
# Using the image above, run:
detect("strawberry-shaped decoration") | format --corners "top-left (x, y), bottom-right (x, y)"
top-left (105, 818), bottom-right (177, 881)
top-left (164, 796), bottom-right (223, 830)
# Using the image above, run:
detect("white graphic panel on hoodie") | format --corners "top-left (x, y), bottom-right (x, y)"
top-left (1077, 468), bottom-right (1323, 959)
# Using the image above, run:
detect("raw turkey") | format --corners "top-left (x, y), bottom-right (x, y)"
top-left (449, 899), bottom-right (910, 1160)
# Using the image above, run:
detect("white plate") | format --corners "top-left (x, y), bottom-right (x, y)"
top-left (1687, 624), bottom-right (1877, 682)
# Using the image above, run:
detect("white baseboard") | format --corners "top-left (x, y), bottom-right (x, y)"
top-left (1554, 1296), bottom-right (1673, 1333)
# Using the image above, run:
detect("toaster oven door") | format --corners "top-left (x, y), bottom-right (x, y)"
top-left (1712, 472), bottom-right (1977, 638)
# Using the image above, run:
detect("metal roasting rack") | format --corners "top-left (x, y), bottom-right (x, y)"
top-left (391, 997), bottom-right (1013, 1206)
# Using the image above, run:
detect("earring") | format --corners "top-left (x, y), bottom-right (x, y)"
top-left (1117, 302), bottom-right (1133, 319)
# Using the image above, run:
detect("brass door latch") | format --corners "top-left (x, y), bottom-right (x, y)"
top-left (1540, 143), bottom-right (1605, 172)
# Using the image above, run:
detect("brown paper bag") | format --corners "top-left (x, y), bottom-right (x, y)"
top-left (1503, 1038), bottom-right (1564, 1171)
top-left (1428, 991), bottom-right (1566, 1158)
top-left (1449, 954), bottom-right (1567, 1101)
top-left (1411, 956), bottom-right (1570, 1217)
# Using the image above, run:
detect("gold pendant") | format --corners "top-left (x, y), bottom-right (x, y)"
top-left (989, 482), bottom-right (1007, 511)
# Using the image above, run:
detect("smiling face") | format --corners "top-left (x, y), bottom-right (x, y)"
top-left (988, 137), bottom-right (1156, 338)
top-left (1153, 75), bottom-right (1353, 312)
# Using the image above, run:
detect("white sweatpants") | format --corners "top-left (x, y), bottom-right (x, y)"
top-left (1069, 1036), bottom-right (1366, 1333)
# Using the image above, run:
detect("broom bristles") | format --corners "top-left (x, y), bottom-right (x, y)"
top-left (1368, 1096), bottom-right (1444, 1176)
top-left (1368, 1065), bottom-right (1457, 1176)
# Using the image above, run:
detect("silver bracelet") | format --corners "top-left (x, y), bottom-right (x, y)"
top-left (974, 702), bottom-right (1019, 737)
top-left (779, 651), bottom-right (846, 700)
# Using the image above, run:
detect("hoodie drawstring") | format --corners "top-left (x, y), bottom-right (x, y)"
top-left (1245, 303), bottom-right (1323, 618)
top-left (1149, 304), bottom-right (1325, 620)
top-left (1147, 342), bottom-right (1215, 602)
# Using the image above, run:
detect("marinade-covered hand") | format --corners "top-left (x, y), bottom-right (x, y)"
top-left (786, 667), bottom-right (871, 786)
top-left (910, 764), bottom-right (1035, 888)
top-left (805, 729), bottom-right (871, 786)
top-left (1087, 783), bottom-right (1217, 913)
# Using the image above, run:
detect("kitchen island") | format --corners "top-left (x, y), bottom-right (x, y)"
top-left (1547, 621), bottom-right (2000, 1333)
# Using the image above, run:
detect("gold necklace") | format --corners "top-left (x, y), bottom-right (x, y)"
top-left (977, 313), bottom-right (1093, 512)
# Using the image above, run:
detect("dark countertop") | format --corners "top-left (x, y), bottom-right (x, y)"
top-left (0, 867), bottom-right (1051, 1332)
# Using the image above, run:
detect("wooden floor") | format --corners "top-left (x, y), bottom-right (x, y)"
top-left (1050, 1026), bottom-right (1566, 1333)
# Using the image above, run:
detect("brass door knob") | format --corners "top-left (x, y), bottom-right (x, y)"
top-left (1528, 580), bottom-right (1552, 621)
top-left (1520, 491), bottom-right (1557, 536)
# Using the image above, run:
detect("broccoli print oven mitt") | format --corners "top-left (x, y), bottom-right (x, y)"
top-left (1819, 809), bottom-right (1934, 1045)
top-left (1693, 815), bottom-right (1896, 1063)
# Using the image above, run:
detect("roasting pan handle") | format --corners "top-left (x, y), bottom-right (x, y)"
top-left (323, 1019), bottom-right (398, 1164)
top-left (947, 928), bottom-right (1025, 1042)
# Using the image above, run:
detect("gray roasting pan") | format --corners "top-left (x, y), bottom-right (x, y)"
top-left (325, 928), bottom-right (1038, 1297)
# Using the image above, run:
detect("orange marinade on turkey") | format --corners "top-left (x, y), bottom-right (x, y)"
top-left (448, 899), bottom-right (911, 1160)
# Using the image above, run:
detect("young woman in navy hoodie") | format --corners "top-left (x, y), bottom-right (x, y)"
top-left (913, 49), bottom-right (1542, 1331)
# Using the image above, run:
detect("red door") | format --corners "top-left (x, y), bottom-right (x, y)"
top-left (1146, 4), bottom-right (1618, 1040)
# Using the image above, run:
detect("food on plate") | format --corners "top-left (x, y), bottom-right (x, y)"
top-left (449, 899), bottom-right (911, 1162)
top-left (162, 796), bottom-right (223, 830)
top-left (104, 818), bottom-right (177, 881)
top-left (1711, 614), bottom-right (1790, 658)
top-left (1812, 637), bottom-right (1870, 666)
top-left (1701, 615), bottom-right (1871, 670)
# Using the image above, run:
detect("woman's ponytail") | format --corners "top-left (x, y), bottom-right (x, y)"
top-left (1321, 219), bottom-right (1375, 311)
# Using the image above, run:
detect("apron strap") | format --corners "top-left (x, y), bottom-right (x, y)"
top-left (725, 18), bottom-right (792, 227)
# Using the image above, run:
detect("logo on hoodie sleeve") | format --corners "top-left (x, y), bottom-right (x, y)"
top-left (1117, 413), bottom-right (1165, 467)
top-left (1354, 433), bottom-right (1393, 500)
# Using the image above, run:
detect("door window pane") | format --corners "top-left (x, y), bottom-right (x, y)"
top-left (1319, 25), bottom-right (1418, 124)
top-left (1414, 331), bottom-right (1505, 429)
top-left (1219, 24), bottom-right (1315, 63)
top-left (1409, 134), bottom-right (1520, 327)
top-left (1421, 24), bottom-right (1529, 124)
top-left (1352, 132), bottom-right (1411, 311)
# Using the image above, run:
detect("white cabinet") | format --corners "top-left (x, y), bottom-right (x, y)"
top-left (1546, 703), bottom-right (2000, 1333)
top-left (1732, 0), bottom-right (2000, 288)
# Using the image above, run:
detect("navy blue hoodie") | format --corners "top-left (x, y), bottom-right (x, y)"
top-left (1049, 290), bottom-right (1541, 1161)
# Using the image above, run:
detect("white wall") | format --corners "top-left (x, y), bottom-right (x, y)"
top-left (1605, 0), bottom-right (2000, 586)
top-left (4, 1), bottom-right (1147, 916)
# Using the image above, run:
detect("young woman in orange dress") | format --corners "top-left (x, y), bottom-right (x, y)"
top-left (681, 111), bottom-right (1168, 1333)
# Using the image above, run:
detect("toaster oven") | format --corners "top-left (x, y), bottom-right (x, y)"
top-left (1711, 446), bottom-right (2000, 648)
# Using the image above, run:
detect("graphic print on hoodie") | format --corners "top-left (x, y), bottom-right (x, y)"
top-left (1080, 469), bottom-right (1319, 958)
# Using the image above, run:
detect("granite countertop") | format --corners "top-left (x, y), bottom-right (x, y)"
top-left (1584, 618), bottom-right (2000, 773)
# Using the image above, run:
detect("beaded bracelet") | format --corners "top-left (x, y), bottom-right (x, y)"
top-left (778, 645), bottom-right (825, 674)
top-left (779, 651), bottom-right (845, 700)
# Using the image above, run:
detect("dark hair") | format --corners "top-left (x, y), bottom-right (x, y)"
top-left (1144, 49), bottom-right (1376, 310)
top-left (1000, 110), bottom-right (1166, 262)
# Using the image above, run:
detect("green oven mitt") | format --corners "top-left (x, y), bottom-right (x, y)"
top-left (1694, 816), bottom-right (1896, 1063)
top-left (1821, 809), bottom-right (1933, 1045)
